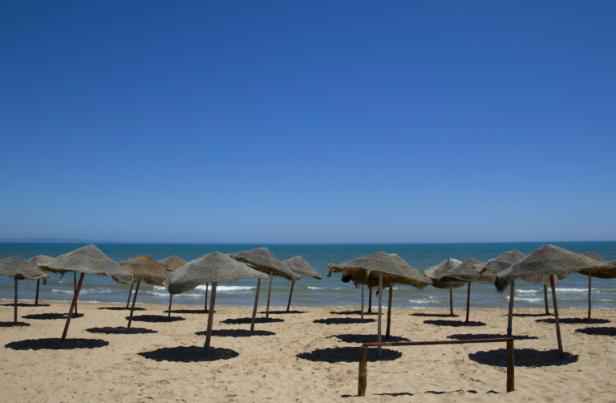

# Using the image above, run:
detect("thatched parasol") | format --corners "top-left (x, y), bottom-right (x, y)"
top-left (328, 252), bottom-right (430, 342)
top-left (30, 255), bottom-right (58, 306)
top-left (232, 248), bottom-right (299, 328)
top-left (495, 244), bottom-right (603, 355)
top-left (283, 256), bottom-right (320, 312)
top-left (424, 258), bottom-right (465, 316)
top-left (159, 256), bottom-right (187, 317)
top-left (439, 258), bottom-right (485, 323)
top-left (577, 255), bottom-right (615, 320)
top-left (0, 257), bottom-right (47, 324)
top-left (168, 252), bottom-right (267, 350)
top-left (44, 244), bottom-right (128, 339)
top-left (119, 256), bottom-right (167, 328)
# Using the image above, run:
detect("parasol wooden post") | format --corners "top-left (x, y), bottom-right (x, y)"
top-left (543, 285), bottom-right (550, 315)
top-left (368, 287), bottom-right (373, 313)
top-left (377, 273), bottom-right (383, 347)
top-left (125, 281), bottom-right (134, 308)
top-left (250, 278), bottom-right (261, 332)
top-left (386, 285), bottom-right (393, 338)
top-left (204, 283), bottom-right (209, 312)
top-left (13, 277), bottom-right (18, 323)
top-left (507, 280), bottom-right (515, 337)
top-left (286, 280), bottom-right (295, 313)
top-left (127, 280), bottom-right (141, 328)
top-left (506, 339), bottom-right (515, 392)
top-left (549, 275), bottom-right (563, 355)
top-left (35, 279), bottom-right (40, 306)
top-left (73, 272), bottom-right (79, 316)
top-left (449, 288), bottom-right (454, 316)
top-left (167, 293), bottom-right (173, 319)
top-left (465, 282), bottom-right (471, 323)
top-left (61, 273), bottom-right (85, 340)
top-left (587, 276), bottom-right (592, 320)
top-left (360, 284), bottom-right (364, 319)
top-left (204, 282), bottom-right (218, 350)
top-left (358, 346), bottom-right (368, 396)
top-left (265, 274), bottom-right (273, 319)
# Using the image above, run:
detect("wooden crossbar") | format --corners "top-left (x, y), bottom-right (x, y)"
top-left (358, 337), bottom-right (515, 397)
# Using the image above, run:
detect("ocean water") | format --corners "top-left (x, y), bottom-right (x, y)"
top-left (1, 242), bottom-right (615, 311)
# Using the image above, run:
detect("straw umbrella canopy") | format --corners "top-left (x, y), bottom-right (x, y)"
top-left (231, 248), bottom-right (299, 328)
top-left (0, 257), bottom-right (47, 324)
top-left (119, 256), bottom-right (167, 328)
top-left (283, 256), bottom-right (320, 313)
top-left (436, 258), bottom-right (485, 323)
top-left (424, 258), bottom-right (465, 316)
top-left (577, 258), bottom-right (616, 320)
top-left (168, 252), bottom-right (268, 350)
top-left (159, 256), bottom-right (187, 317)
top-left (328, 252), bottom-right (430, 342)
top-left (495, 244), bottom-right (603, 355)
top-left (42, 244), bottom-right (128, 339)
top-left (32, 254), bottom-right (84, 310)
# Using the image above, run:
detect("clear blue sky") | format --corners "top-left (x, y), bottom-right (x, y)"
top-left (1, 1), bottom-right (615, 243)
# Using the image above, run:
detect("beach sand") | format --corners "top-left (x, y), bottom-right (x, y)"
top-left (1, 301), bottom-right (615, 403)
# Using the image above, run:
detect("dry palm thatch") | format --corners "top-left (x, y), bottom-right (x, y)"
top-left (576, 253), bottom-right (614, 320)
top-left (167, 252), bottom-right (267, 350)
top-left (328, 252), bottom-right (430, 341)
top-left (283, 256), bottom-right (320, 313)
top-left (495, 244), bottom-right (604, 355)
top-left (436, 258), bottom-right (485, 323)
top-left (424, 258), bottom-right (464, 316)
top-left (232, 247), bottom-right (299, 324)
top-left (481, 250), bottom-right (526, 282)
top-left (0, 257), bottom-right (47, 324)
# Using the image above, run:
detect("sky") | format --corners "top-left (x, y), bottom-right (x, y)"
top-left (1, 1), bottom-right (615, 243)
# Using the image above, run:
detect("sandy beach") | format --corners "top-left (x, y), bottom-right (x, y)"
top-left (1, 301), bottom-right (615, 403)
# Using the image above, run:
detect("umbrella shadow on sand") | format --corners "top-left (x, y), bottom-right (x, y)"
top-left (536, 318), bottom-right (610, 325)
top-left (124, 314), bottom-right (185, 323)
top-left (424, 319), bottom-right (486, 327)
top-left (86, 326), bottom-right (157, 335)
top-left (510, 313), bottom-right (552, 318)
top-left (298, 347), bottom-right (402, 363)
top-left (22, 313), bottom-right (83, 320)
top-left (411, 312), bottom-right (459, 318)
top-left (6, 338), bottom-right (109, 350)
top-left (447, 333), bottom-right (538, 341)
top-left (330, 310), bottom-right (379, 316)
top-left (1, 303), bottom-right (50, 308)
top-left (0, 321), bottom-right (30, 327)
top-left (469, 348), bottom-right (578, 367)
top-left (261, 310), bottom-right (306, 315)
top-left (139, 346), bottom-right (239, 362)
top-left (332, 334), bottom-right (410, 344)
top-left (314, 318), bottom-right (376, 325)
top-left (195, 329), bottom-right (275, 337)
top-left (98, 306), bottom-right (146, 311)
top-left (222, 317), bottom-right (283, 325)
top-left (575, 327), bottom-right (616, 337)
top-left (164, 309), bottom-right (211, 314)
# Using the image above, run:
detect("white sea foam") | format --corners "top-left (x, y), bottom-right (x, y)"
top-left (408, 296), bottom-right (438, 305)
top-left (52, 288), bottom-right (113, 295)
top-left (555, 288), bottom-right (587, 293)
top-left (516, 297), bottom-right (542, 303)
top-left (517, 289), bottom-right (538, 294)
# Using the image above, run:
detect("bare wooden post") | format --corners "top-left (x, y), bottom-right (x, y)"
top-left (587, 276), bottom-right (592, 320)
top-left (125, 281), bottom-right (134, 308)
top-left (506, 339), bottom-right (515, 392)
top-left (286, 280), bottom-right (295, 312)
top-left (368, 287), bottom-right (373, 313)
top-left (549, 275), bottom-right (563, 355)
top-left (377, 273), bottom-right (383, 346)
top-left (386, 286), bottom-right (393, 338)
top-left (204, 282), bottom-right (218, 350)
top-left (167, 293), bottom-right (173, 319)
top-left (358, 346), bottom-right (368, 396)
top-left (360, 284), bottom-right (365, 319)
top-left (13, 277), bottom-right (18, 323)
top-left (127, 280), bottom-right (141, 328)
top-left (61, 273), bottom-right (85, 340)
top-left (73, 272), bottom-right (79, 316)
top-left (35, 279), bottom-right (40, 306)
top-left (265, 274), bottom-right (273, 319)
top-left (543, 285), bottom-right (550, 315)
top-left (250, 278), bottom-right (261, 332)
top-left (507, 280), bottom-right (515, 337)
top-left (204, 283), bottom-right (209, 312)
top-left (465, 282), bottom-right (471, 323)
top-left (449, 288), bottom-right (454, 316)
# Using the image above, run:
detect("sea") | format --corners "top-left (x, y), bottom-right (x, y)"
top-left (1, 242), bottom-right (615, 311)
